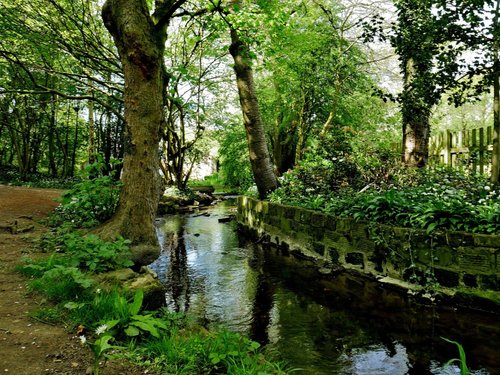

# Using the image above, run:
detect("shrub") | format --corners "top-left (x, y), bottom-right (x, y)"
top-left (50, 174), bottom-right (121, 228)
top-left (28, 266), bottom-right (93, 303)
top-left (272, 165), bottom-right (500, 234)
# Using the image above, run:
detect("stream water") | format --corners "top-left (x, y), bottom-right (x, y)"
top-left (149, 203), bottom-right (500, 375)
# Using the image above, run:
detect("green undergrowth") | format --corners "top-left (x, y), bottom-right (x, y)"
top-left (455, 288), bottom-right (500, 306)
top-left (188, 173), bottom-right (239, 194)
top-left (19, 259), bottom-right (289, 374)
top-left (17, 199), bottom-right (290, 374)
top-left (0, 164), bottom-right (80, 189)
top-left (270, 166), bottom-right (500, 234)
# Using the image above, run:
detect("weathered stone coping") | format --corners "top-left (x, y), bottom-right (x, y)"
top-left (237, 196), bottom-right (500, 310)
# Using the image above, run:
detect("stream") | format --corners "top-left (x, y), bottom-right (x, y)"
top-left (149, 202), bottom-right (500, 374)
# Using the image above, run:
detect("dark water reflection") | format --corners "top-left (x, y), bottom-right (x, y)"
top-left (150, 204), bottom-right (500, 374)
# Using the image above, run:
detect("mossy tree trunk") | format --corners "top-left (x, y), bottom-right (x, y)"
top-left (490, 1), bottom-right (500, 184)
top-left (100, 0), bottom-right (186, 261)
top-left (394, 0), bottom-right (435, 168)
top-left (229, 28), bottom-right (278, 199)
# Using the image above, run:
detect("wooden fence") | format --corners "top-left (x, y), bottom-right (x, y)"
top-left (429, 126), bottom-right (493, 175)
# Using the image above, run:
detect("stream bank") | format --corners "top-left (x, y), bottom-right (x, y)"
top-left (151, 202), bottom-right (500, 374)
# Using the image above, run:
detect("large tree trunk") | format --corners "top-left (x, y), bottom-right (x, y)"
top-left (395, 1), bottom-right (434, 168)
top-left (101, 0), bottom-right (167, 261)
top-left (229, 29), bottom-right (278, 198)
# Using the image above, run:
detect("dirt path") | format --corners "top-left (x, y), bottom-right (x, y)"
top-left (0, 185), bottom-right (143, 375)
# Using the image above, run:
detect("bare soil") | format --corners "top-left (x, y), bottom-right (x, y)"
top-left (0, 185), bottom-right (146, 375)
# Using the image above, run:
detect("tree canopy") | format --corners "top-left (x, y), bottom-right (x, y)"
top-left (0, 0), bottom-right (498, 250)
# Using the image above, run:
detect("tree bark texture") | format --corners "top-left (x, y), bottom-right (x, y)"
top-left (491, 56), bottom-right (500, 183)
top-left (101, 0), bottom-right (165, 247)
top-left (401, 58), bottom-right (431, 167)
top-left (490, 2), bottom-right (500, 183)
top-left (396, 0), bottom-right (434, 168)
top-left (229, 29), bottom-right (278, 198)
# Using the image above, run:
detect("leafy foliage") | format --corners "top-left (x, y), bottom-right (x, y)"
top-left (135, 324), bottom-right (288, 375)
top-left (0, 165), bottom-right (80, 188)
top-left (97, 290), bottom-right (168, 341)
top-left (442, 337), bottom-right (470, 375)
top-left (50, 173), bottom-right (121, 228)
top-left (29, 230), bottom-right (133, 273)
top-left (270, 131), bottom-right (362, 204)
top-left (27, 266), bottom-right (93, 303)
top-left (272, 166), bottom-right (500, 234)
top-left (62, 233), bottom-right (133, 272)
top-left (217, 123), bottom-right (253, 192)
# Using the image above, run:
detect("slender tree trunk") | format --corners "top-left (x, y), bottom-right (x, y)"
top-left (48, 95), bottom-right (58, 177)
top-left (295, 88), bottom-right (309, 163)
top-left (100, 0), bottom-right (166, 255)
top-left (88, 93), bottom-right (96, 165)
top-left (401, 57), bottom-right (431, 167)
top-left (70, 109), bottom-right (79, 177)
top-left (229, 29), bottom-right (278, 198)
top-left (490, 2), bottom-right (500, 183)
top-left (491, 60), bottom-right (500, 183)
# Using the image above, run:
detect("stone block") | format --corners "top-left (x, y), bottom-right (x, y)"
top-left (300, 210), bottom-right (312, 224)
top-left (268, 216), bottom-right (277, 227)
top-left (446, 232), bottom-right (474, 247)
top-left (263, 223), bottom-right (275, 234)
top-left (412, 230), bottom-right (429, 246)
top-left (416, 247), bottom-right (432, 264)
top-left (462, 273), bottom-right (478, 288)
top-left (310, 226), bottom-right (325, 241)
top-left (353, 238), bottom-right (376, 254)
top-left (351, 222), bottom-right (368, 240)
top-left (325, 232), bottom-right (352, 252)
top-left (480, 275), bottom-right (499, 291)
top-left (290, 220), bottom-right (305, 233)
top-left (268, 204), bottom-right (280, 217)
top-left (392, 227), bottom-right (409, 242)
top-left (283, 206), bottom-right (296, 219)
top-left (328, 247), bottom-right (340, 264)
top-left (431, 232), bottom-right (449, 247)
top-left (434, 268), bottom-right (460, 288)
top-left (336, 218), bottom-right (352, 234)
top-left (458, 247), bottom-right (495, 273)
top-left (310, 213), bottom-right (326, 228)
top-left (280, 218), bottom-right (292, 233)
top-left (346, 252), bottom-right (364, 267)
top-left (432, 246), bottom-right (455, 268)
top-left (324, 230), bottom-right (343, 244)
top-left (254, 200), bottom-right (267, 214)
top-left (474, 234), bottom-right (500, 248)
top-left (325, 216), bottom-right (337, 231)
top-left (313, 242), bottom-right (325, 256)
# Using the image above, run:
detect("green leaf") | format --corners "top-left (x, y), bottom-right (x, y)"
top-left (103, 319), bottom-right (120, 330)
top-left (64, 302), bottom-right (84, 310)
top-left (441, 337), bottom-right (469, 375)
top-left (129, 289), bottom-right (143, 315)
top-left (129, 320), bottom-right (160, 338)
top-left (132, 314), bottom-right (168, 330)
top-left (124, 325), bottom-right (140, 337)
top-left (426, 222), bottom-right (438, 234)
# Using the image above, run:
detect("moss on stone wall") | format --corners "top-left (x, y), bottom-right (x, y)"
top-left (238, 196), bottom-right (500, 299)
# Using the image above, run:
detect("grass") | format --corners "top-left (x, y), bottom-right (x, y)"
top-left (17, 237), bottom-right (292, 374)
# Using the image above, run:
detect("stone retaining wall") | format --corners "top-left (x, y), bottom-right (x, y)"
top-left (237, 196), bottom-right (500, 293)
